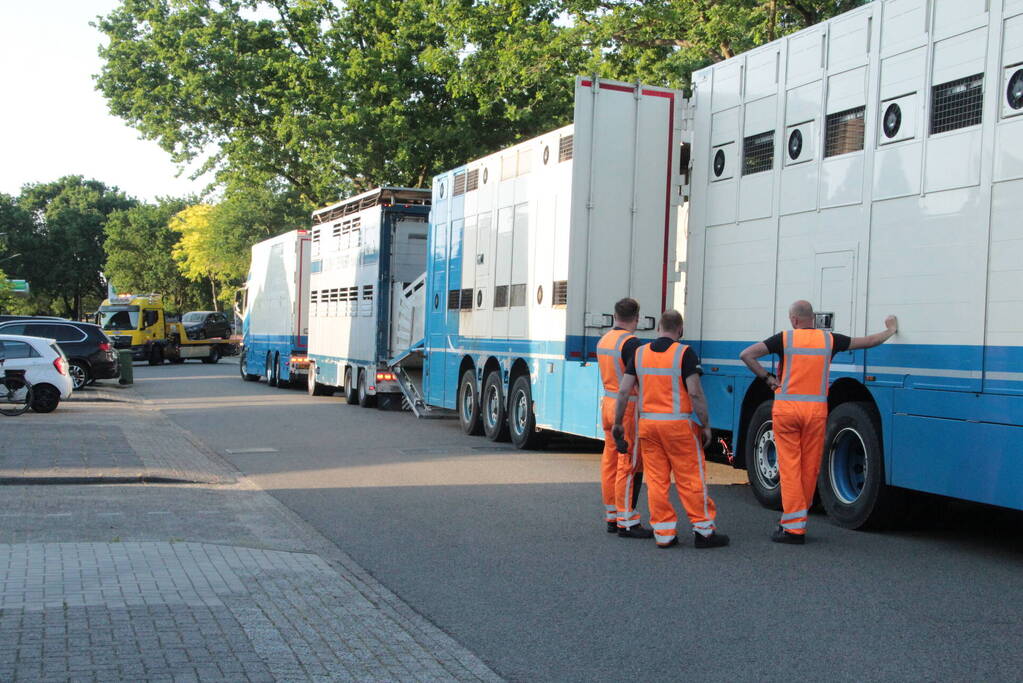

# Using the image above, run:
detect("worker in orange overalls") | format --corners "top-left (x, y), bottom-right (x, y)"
top-left (613, 310), bottom-right (729, 549)
top-left (596, 298), bottom-right (651, 538)
top-left (740, 300), bottom-right (898, 544)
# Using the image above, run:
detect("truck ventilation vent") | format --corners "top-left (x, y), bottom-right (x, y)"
top-left (742, 131), bottom-right (774, 175)
top-left (362, 284), bottom-right (373, 301)
top-left (559, 135), bottom-right (574, 162)
top-left (824, 106), bottom-right (865, 157)
top-left (453, 173), bottom-right (467, 196)
top-left (466, 169), bottom-right (480, 192)
top-left (494, 285), bottom-right (509, 308)
top-left (448, 289), bottom-right (461, 310)
top-left (552, 280), bottom-right (568, 306)
top-left (932, 73), bottom-right (984, 134)
top-left (510, 284), bottom-right (527, 307)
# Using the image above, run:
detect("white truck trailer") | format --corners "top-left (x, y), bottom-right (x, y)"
top-left (305, 187), bottom-right (431, 408)
top-left (684, 0), bottom-right (1023, 527)
top-left (237, 229), bottom-right (311, 387)
top-left (390, 77), bottom-right (685, 447)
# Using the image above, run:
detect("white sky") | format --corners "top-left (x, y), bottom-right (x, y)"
top-left (0, 1), bottom-right (208, 202)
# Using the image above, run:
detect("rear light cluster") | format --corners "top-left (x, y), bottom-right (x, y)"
top-left (375, 371), bottom-right (395, 382)
top-left (53, 357), bottom-right (67, 376)
top-left (98, 341), bottom-right (112, 352)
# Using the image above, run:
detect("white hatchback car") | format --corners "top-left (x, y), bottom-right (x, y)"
top-left (0, 334), bottom-right (73, 413)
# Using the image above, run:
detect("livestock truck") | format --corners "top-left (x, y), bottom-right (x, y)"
top-left (681, 0), bottom-right (1023, 528)
top-left (389, 77), bottom-right (686, 446)
top-left (237, 229), bottom-right (311, 387)
top-left (389, 0), bottom-right (1023, 529)
top-left (304, 187), bottom-right (432, 408)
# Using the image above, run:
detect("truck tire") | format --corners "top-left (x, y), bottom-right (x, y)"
top-left (201, 346), bottom-right (221, 364)
top-left (745, 400), bottom-right (782, 510)
top-left (509, 374), bottom-right (546, 450)
top-left (240, 349), bottom-right (259, 381)
top-left (458, 369), bottom-right (483, 436)
top-left (266, 353), bottom-right (279, 387)
top-left (344, 368), bottom-right (359, 405)
top-left (148, 345), bottom-right (164, 366)
top-left (307, 364), bottom-right (335, 396)
top-left (819, 401), bottom-right (901, 530)
top-left (482, 371), bottom-right (510, 442)
top-left (357, 370), bottom-right (376, 408)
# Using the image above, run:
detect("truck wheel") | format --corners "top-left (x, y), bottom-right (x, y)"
top-left (745, 400), bottom-right (782, 510)
top-left (509, 375), bottom-right (546, 450)
top-left (458, 369), bottom-right (483, 435)
top-left (819, 402), bottom-right (901, 530)
top-left (344, 368), bottom-right (359, 405)
top-left (148, 345), bottom-right (164, 366)
top-left (482, 371), bottom-right (510, 442)
top-left (307, 364), bottom-right (335, 396)
top-left (240, 349), bottom-right (259, 381)
top-left (266, 353), bottom-right (278, 387)
top-left (357, 370), bottom-right (376, 408)
top-left (201, 347), bottom-right (221, 364)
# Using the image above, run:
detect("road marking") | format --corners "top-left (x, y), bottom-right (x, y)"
top-left (225, 447), bottom-right (279, 454)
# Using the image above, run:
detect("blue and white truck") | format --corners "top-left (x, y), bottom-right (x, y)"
top-left (390, 77), bottom-right (685, 447)
top-left (305, 187), bottom-right (431, 408)
top-left (237, 229), bottom-right (311, 387)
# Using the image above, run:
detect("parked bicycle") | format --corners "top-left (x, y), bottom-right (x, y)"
top-left (0, 360), bottom-right (33, 416)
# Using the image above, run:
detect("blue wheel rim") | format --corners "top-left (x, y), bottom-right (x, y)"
top-left (830, 427), bottom-right (867, 504)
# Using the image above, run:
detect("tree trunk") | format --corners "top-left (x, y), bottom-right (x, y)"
top-left (210, 276), bottom-right (218, 311)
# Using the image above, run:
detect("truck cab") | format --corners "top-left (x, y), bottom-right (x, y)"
top-left (97, 295), bottom-right (166, 361)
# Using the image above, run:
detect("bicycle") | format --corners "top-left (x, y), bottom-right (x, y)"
top-left (0, 360), bottom-right (33, 416)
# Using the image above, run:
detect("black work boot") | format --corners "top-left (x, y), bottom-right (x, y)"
top-left (618, 525), bottom-right (654, 539)
top-left (771, 526), bottom-right (805, 545)
top-left (694, 532), bottom-right (730, 548)
top-left (607, 521), bottom-right (618, 533)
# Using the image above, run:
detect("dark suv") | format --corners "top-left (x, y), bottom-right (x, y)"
top-left (181, 311), bottom-right (232, 340)
top-left (0, 319), bottom-right (119, 390)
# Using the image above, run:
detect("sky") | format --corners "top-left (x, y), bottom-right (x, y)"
top-left (0, 1), bottom-right (208, 202)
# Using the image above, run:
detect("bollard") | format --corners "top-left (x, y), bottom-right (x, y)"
top-left (117, 349), bottom-right (134, 385)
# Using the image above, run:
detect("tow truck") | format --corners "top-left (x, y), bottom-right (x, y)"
top-left (97, 294), bottom-right (238, 364)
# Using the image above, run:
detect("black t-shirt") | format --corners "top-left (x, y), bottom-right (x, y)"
top-left (625, 338), bottom-right (702, 380)
top-left (762, 331), bottom-right (851, 357)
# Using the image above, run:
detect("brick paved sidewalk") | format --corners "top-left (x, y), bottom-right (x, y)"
top-left (0, 383), bottom-right (501, 682)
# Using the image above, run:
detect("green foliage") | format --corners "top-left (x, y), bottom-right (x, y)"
top-left (8, 177), bottom-right (135, 319)
top-left (0, 268), bottom-right (14, 314)
top-left (103, 197), bottom-right (212, 312)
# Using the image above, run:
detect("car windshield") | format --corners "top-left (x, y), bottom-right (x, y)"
top-left (99, 307), bottom-right (140, 331)
top-left (181, 313), bottom-right (205, 322)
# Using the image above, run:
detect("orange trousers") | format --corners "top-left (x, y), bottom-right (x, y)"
top-left (772, 404), bottom-right (827, 535)
top-left (639, 418), bottom-right (716, 545)
top-left (600, 398), bottom-right (642, 527)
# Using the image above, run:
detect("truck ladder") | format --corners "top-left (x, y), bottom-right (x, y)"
top-left (392, 364), bottom-right (453, 420)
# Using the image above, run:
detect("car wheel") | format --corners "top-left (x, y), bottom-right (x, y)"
top-left (745, 400), bottom-right (782, 510)
top-left (509, 374), bottom-right (545, 450)
top-left (68, 361), bottom-right (90, 390)
top-left (458, 369), bottom-right (483, 436)
top-left (202, 346), bottom-right (221, 364)
top-left (30, 383), bottom-right (61, 413)
top-left (482, 371), bottom-right (510, 442)
top-left (819, 402), bottom-right (902, 530)
top-left (344, 368), bottom-right (359, 405)
top-left (357, 370), bottom-right (376, 408)
top-left (148, 345), bottom-right (164, 366)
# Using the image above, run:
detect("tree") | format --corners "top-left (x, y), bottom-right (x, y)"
top-left (103, 197), bottom-right (211, 311)
top-left (10, 177), bottom-right (135, 319)
top-left (0, 269), bottom-right (14, 315)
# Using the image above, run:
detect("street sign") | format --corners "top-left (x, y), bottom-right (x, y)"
top-left (7, 280), bottom-right (29, 294)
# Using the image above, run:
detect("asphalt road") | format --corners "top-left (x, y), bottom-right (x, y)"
top-left (129, 360), bottom-right (1023, 681)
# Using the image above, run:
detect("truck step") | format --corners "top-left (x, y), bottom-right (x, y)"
top-left (391, 364), bottom-right (454, 420)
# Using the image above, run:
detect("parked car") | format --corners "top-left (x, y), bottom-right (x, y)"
top-left (0, 320), bottom-right (119, 390)
top-left (0, 315), bottom-right (65, 322)
top-left (0, 334), bottom-right (73, 413)
top-left (181, 311), bottom-right (232, 340)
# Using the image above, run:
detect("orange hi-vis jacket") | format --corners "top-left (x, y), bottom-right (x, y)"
top-left (774, 328), bottom-right (834, 414)
top-left (596, 329), bottom-right (637, 399)
top-left (635, 342), bottom-right (694, 421)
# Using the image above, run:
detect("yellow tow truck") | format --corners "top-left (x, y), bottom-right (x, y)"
top-left (96, 294), bottom-right (238, 365)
